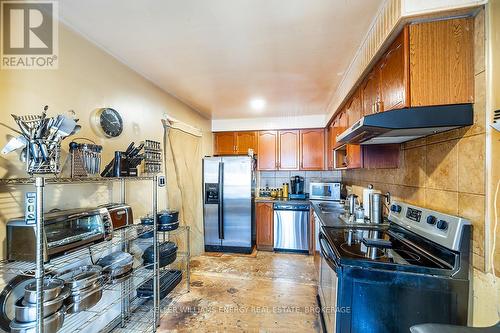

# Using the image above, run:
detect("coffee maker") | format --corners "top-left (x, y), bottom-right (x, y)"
top-left (289, 175), bottom-right (307, 199)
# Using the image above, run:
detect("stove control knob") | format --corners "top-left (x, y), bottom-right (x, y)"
top-left (436, 220), bottom-right (448, 231)
top-left (390, 204), bottom-right (402, 213)
top-left (426, 216), bottom-right (437, 225)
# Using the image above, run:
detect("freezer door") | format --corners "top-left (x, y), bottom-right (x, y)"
top-left (221, 157), bottom-right (252, 248)
top-left (203, 157), bottom-right (222, 247)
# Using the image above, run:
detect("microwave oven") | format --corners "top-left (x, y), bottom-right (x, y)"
top-left (309, 182), bottom-right (341, 201)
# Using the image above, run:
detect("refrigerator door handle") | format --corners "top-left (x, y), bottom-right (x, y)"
top-left (218, 162), bottom-right (225, 239)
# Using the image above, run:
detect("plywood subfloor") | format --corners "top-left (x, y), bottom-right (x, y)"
top-left (158, 251), bottom-right (320, 332)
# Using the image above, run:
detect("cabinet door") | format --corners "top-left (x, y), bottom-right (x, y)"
top-left (256, 202), bottom-right (274, 251)
top-left (236, 131), bottom-right (257, 155)
top-left (361, 68), bottom-right (381, 116)
top-left (346, 91), bottom-right (362, 127)
top-left (257, 131), bottom-right (278, 170)
top-left (214, 132), bottom-right (235, 155)
top-left (337, 110), bottom-right (348, 134)
top-left (327, 125), bottom-right (334, 170)
top-left (278, 130), bottom-right (299, 170)
top-left (379, 28), bottom-right (409, 112)
top-left (409, 17), bottom-right (473, 106)
top-left (300, 129), bottom-right (325, 170)
top-left (346, 144), bottom-right (362, 169)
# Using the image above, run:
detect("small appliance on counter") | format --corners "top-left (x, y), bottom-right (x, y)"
top-left (7, 207), bottom-right (113, 262)
top-left (289, 175), bottom-right (308, 200)
top-left (309, 182), bottom-right (341, 201)
top-left (100, 203), bottom-right (134, 230)
top-left (101, 142), bottom-right (145, 177)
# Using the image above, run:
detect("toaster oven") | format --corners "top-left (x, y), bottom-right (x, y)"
top-left (7, 207), bottom-right (113, 262)
top-left (101, 203), bottom-right (134, 230)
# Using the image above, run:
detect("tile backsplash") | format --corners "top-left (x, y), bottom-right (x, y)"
top-left (258, 170), bottom-right (342, 191)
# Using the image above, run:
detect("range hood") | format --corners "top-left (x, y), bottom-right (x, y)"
top-left (336, 104), bottom-right (473, 145)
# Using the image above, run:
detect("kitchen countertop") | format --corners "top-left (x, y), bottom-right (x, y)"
top-left (309, 200), bottom-right (346, 227)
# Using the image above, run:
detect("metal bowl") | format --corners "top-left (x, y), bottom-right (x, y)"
top-left (65, 283), bottom-right (103, 314)
top-left (55, 265), bottom-right (102, 291)
top-left (15, 287), bottom-right (69, 323)
top-left (23, 278), bottom-right (65, 304)
top-left (10, 305), bottom-right (65, 333)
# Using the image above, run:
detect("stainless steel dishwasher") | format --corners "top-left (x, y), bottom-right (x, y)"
top-left (273, 203), bottom-right (309, 253)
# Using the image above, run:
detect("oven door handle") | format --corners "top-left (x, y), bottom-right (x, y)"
top-left (319, 233), bottom-right (339, 272)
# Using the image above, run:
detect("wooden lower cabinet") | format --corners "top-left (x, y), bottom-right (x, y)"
top-left (256, 202), bottom-right (274, 251)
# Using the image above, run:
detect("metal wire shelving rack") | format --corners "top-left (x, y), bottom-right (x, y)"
top-left (0, 176), bottom-right (191, 333)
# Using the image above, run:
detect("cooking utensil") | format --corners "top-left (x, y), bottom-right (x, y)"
top-left (23, 278), bottom-right (64, 304)
top-left (137, 269), bottom-right (182, 300)
top-left (55, 265), bottom-right (102, 291)
top-left (10, 305), bottom-right (65, 333)
top-left (15, 287), bottom-right (69, 323)
top-left (0, 275), bottom-right (32, 332)
top-left (2, 136), bottom-right (27, 154)
top-left (143, 242), bottom-right (177, 269)
top-left (96, 251), bottom-right (133, 277)
top-left (65, 282), bottom-right (102, 314)
top-left (157, 210), bottom-right (179, 225)
top-left (347, 194), bottom-right (359, 216)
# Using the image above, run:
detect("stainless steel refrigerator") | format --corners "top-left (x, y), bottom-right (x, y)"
top-left (203, 156), bottom-right (255, 253)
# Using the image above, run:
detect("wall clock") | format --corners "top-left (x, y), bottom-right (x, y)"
top-left (93, 108), bottom-right (123, 138)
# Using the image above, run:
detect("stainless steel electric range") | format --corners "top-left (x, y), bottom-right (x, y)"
top-left (317, 201), bottom-right (471, 333)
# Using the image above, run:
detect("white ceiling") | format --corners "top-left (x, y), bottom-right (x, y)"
top-left (60, 0), bottom-right (384, 120)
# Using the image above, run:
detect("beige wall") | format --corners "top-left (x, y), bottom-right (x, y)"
top-left (342, 7), bottom-right (500, 326)
top-left (0, 22), bottom-right (212, 257)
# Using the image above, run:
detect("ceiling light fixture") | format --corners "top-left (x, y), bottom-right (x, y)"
top-left (250, 98), bottom-right (266, 111)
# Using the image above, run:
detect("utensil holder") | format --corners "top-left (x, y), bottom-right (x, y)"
top-left (70, 139), bottom-right (102, 177)
top-left (26, 139), bottom-right (61, 175)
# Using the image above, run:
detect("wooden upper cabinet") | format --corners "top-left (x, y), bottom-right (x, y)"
top-left (409, 17), bottom-right (473, 106)
top-left (257, 131), bottom-right (278, 170)
top-left (278, 130), bottom-right (299, 170)
top-left (214, 131), bottom-right (257, 155)
top-left (256, 202), bottom-right (274, 251)
top-left (346, 91), bottom-right (362, 127)
top-left (327, 124), bottom-right (335, 170)
top-left (361, 67), bottom-right (381, 116)
top-left (379, 27), bottom-right (409, 112)
top-left (300, 129), bottom-right (325, 170)
top-left (235, 131), bottom-right (257, 155)
top-left (214, 132), bottom-right (236, 155)
top-left (346, 144), bottom-right (362, 169)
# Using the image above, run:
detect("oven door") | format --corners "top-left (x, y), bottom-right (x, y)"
top-left (318, 232), bottom-right (339, 333)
